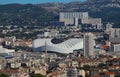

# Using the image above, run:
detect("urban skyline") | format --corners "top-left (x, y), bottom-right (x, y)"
top-left (0, 0), bottom-right (120, 76)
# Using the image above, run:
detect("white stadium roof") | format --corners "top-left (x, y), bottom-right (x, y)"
top-left (32, 38), bottom-right (83, 53)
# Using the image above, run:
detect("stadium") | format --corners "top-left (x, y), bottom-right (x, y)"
top-left (32, 38), bottom-right (83, 53)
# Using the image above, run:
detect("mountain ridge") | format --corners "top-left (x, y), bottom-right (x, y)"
top-left (0, 0), bottom-right (120, 26)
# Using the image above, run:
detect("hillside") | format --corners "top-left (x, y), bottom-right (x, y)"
top-left (0, 4), bottom-right (57, 26)
top-left (0, 0), bottom-right (120, 26)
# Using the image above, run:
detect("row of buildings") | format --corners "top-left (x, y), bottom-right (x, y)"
top-left (59, 12), bottom-right (102, 29)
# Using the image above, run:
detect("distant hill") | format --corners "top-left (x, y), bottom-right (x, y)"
top-left (0, 4), bottom-right (57, 26)
top-left (0, 0), bottom-right (120, 26)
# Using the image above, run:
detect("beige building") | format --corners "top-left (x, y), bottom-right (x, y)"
top-left (110, 28), bottom-right (120, 37)
top-left (81, 18), bottom-right (102, 25)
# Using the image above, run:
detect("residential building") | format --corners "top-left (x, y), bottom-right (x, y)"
top-left (66, 67), bottom-right (78, 77)
top-left (59, 12), bottom-right (102, 27)
top-left (60, 12), bottom-right (88, 26)
top-left (110, 44), bottom-right (120, 52)
top-left (84, 33), bottom-right (94, 58)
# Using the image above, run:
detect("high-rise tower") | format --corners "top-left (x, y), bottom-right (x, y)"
top-left (84, 33), bottom-right (94, 58)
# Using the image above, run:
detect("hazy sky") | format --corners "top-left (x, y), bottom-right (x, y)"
top-left (0, 0), bottom-right (86, 4)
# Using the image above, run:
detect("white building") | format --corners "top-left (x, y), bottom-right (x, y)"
top-left (59, 12), bottom-right (102, 26)
top-left (33, 38), bottom-right (83, 53)
top-left (60, 12), bottom-right (88, 26)
top-left (84, 33), bottom-right (94, 58)
top-left (4, 36), bottom-right (16, 46)
top-left (0, 45), bottom-right (15, 55)
top-left (111, 44), bottom-right (120, 52)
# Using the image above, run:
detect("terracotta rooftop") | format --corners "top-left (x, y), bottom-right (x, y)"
top-left (0, 68), bottom-right (20, 74)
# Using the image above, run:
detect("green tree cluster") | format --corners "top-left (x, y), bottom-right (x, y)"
top-left (30, 74), bottom-right (45, 77)
top-left (0, 73), bottom-right (9, 77)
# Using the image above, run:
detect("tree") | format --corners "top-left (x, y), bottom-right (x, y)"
top-left (83, 65), bottom-right (90, 70)
top-left (0, 73), bottom-right (9, 77)
top-left (97, 63), bottom-right (108, 68)
top-left (21, 63), bottom-right (27, 68)
top-left (30, 74), bottom-right (45, 77)
top-left (115, 75), bottom-right (120, 77)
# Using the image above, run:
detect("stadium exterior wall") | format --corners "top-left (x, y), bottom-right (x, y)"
top-left (32, 38), bottom-right (83, 53)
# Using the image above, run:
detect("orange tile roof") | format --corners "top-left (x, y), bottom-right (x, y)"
top-left (104, 71), bottom-right (114, 75)
top-left (0, 69), bottom-right (19, 74)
